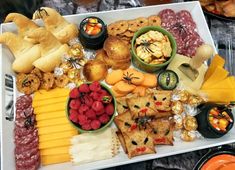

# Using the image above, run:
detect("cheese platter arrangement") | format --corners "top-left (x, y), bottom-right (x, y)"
top-left (1, 1), bottom-right (235, 170)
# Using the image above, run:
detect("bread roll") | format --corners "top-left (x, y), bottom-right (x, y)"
top-left (33, 7), bottom-right (78, 44)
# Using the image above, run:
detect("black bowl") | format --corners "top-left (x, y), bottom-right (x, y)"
top-left (195, 103), bottom-right (234, 138)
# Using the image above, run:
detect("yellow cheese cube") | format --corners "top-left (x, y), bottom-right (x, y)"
top-left (41, 154), bottom-right (70, 165)
top-left (39, 137), bottom-right (71, 149)
top-left (35, 111), bottom-right (66, 121)
top-left (34, 102), bottom-right (66, 114)
top-left (40, 146), bottom-right (70, 156)
top-left (33, 96), bottom-right (68, 108)
top-left (39, 130), bottom-right (78, 142)
top-left (38, 124), bottom-right (76, 135)
top-left (36, 117), bottom-right (70, 128)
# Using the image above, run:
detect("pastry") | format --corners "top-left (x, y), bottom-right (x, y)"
top-left (149, 118), bottom-right (174, 145)
top-left (114, 111), bottom-right (136, 133)
top-left (127, 94), bottom-right (157, 119)
top-left (33, 7), bottom-right (78, 44)
top-left (16, 73), bottom-right (40, 94)
top-left (4, 13), bottom-right (39, 43)
top-left (0, 32), bottom-right (41, 73)
top-left (116, 97), bottom-right (129, 114)
top-left (116, 131), bottom-right (127, 153)
top-left (27, 27), bottom-right (69, 72)
top-left (122, 129), bottom-right (156, 158)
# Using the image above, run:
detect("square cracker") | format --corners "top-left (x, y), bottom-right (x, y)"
top-left (127, 94), bottom-right (157, 119)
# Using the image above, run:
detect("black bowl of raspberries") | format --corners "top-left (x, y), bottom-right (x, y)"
top-left (66, 81), bottom-right (116, 133)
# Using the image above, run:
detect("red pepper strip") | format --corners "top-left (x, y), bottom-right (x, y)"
top-left (140, 108), bottom-right (148, 113)
top-left (154, 138), bottom-right (166, 144)
top-left (130, 124), bottom-right (137, 131)
top-left (155, 102), bottom-right (162, 106)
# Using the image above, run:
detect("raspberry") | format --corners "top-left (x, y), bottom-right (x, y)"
top-left (69, 99), bottom-right (81, 109)
top-left (89, 81), bottom-right (101, 92)
top-left (82, 123), bottom-right (92, 130)
top-left (90, 92), bottom-right (101, 101)
top-left (92, 101), bottom-right (104, 112)
top-left (85, 109), bottom-right (96, 120)
top-left (69, 88), bottom-right (80, 98)
top-left (95, 108), bottom-right (105, 116)
top-left (90, 120), bottom-right (101, 130)
top-left (79, 104), bottom-right (89, 114)
top-left (99, 114), bottom-right (110, 124)
top-left (99, 89), bottom-right (109, 96)
top-left (78, 114), bottom-right (89, 125)
top-left (69, 109), bottom-right (79, 123)
top-left (79, 84), bottom-right (90, 93)
top-left (84, 95), bottom-right (94, 107)
top-left (105, 103), bottom-right (114, 115)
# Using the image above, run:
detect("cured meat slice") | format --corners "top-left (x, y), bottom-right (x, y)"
top-left (16, 106), bottom-right (34, 119)
top-left (16, 95), bottom-right (32, 109)
top-left (159, 9), bottom-right (177, 29)
top-left (16, 151), bottom-right (40, 168)
top-left (15, 128), bottom-right (38, 146)
top-left (15, 114), bottom-right (35, 128)
top-left (14, 126), bottom-right (35, 136)
top-left (15, 147), bottom-right (39, 160)
top-left (15, 137), bottom-right (39, 154)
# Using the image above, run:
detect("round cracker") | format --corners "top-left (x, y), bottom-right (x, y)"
top-left (107, 20), bottom-right (128, 36)
top-left (148, 15), bottom-right (161, 26)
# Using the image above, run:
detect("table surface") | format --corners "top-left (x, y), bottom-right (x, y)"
top-left (0, 0), bottom-right (234, 169)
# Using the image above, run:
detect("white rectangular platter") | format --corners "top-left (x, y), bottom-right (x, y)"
top-left (1, 1), bottom-right (235, 170)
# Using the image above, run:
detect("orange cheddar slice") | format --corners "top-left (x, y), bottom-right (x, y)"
top-left (41, 154), bottom-right (70, 165)
top-left (204, 54), bottom-right (225, 81)
top-left (39, 130), bottom-right (78, 142)
top-left (40, 146), bottom-right (70, 156)
top-left (39, 138), bottom-right (71, 149)
top-left (36, 117), bottom-right (70, 128)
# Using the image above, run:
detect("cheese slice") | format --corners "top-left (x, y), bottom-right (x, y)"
top-left (201, 67), bottom-right (229, 89)
top-left (34, 88), bottom-right (70, 101)
top-left (33, 96), bottom-right (68, 108)
top-left (39, 137), bottom-right (71, 149)
top-left (36, 111), bottom-right (66, 121)
top-left (209, 76), bottom-right (235, 89)
top-left (41, 154), bottom-right (70, 165)
top-left (38, 124), bottom-right (76, 135)
top-left (40, 146), bottom-right (70, 156)
top-left (39, 130), bottom-right (78, 142)
top-left (34, 102), bottom-right (66, 114)
top-left (37, 117), bottom-right (70, 128)
top-left (204, 54), bottom-right (225, 81)
top-left (200, 88), bottom-right (235, 103)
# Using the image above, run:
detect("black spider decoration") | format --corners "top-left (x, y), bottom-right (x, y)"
top-left (123, 72), bottom-right (140, 84)
top-left (171, 22), bottom-right (188, 38)
top-left (23, 112), bottom-right (35, 129)
top-left (35, 7), bottom-right (49, 19)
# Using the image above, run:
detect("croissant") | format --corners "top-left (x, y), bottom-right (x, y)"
top-left (27, 27), bottom-right (69, 72)
top-left (33, 7), bottom-right (78, 44)
top-left (4, 13), bottom-right (39, 43)
top-left (0, 32), bottom-right (41, 73)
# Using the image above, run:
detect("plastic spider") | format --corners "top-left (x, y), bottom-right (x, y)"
top-left (35, 7), bottom-right (49, 19)
top-left (24, 112), bottom-right (34, 129)
top-left (123, 72), bottom-right (140, 84)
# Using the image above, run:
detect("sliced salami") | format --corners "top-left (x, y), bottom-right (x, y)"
top-left (15, 147), bottom-right (39, 160)
top-left (15, 137), bottom-right (39, 154)
top-left (14, 126), bottom-right (35, 136)
top-left (16, 151), bottom-right (40, 168)
top-left (16, 106), bottom-right (34, 119)
top-left (15, 128), bottom-right (38, 146)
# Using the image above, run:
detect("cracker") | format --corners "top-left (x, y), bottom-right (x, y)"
top-left (108, 20), bottom-right (128, 36)
top-left (148, 15), bottom-right (161, 26)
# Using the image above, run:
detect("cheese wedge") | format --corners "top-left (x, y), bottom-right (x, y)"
top-left (36, 111), bottom-right (66, 121)
top-left (38, 124), bottom-right (76, 135)
top-left (34, 102), bottom-right (66, 114)
top-left (39, 130), bottom-right (78, 142)
top-left (209, 76), bottom-right (235, 89)
top-left (201, 67), bottom-right (229, 89)
top-left (34, 88), bottom-right (70, 101)
top-left (37, 117), bottom-right (70, 128)
top-left (204, 54), bottom-right (225, 81)
top-left (33, 96), bottom-right (68, 108)
top-left (201, 88), bottom-right (235, 103)
top-left (41, 154), bottom-right (70, 165)
top-left (39, 137), bottom-right (71, 149)
top-left (40, 146), bottom-right (70, 156)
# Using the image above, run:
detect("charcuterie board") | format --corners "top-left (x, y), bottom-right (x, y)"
top-left (1, 1), bottom-right (235, 170)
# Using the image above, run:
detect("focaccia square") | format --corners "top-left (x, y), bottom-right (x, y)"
top-left (122, 130), bottom-right (156, 158)
top-left (116, 97), bottom-right (129, 114)
top-left (127, 94), bottom-right (157, 119)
